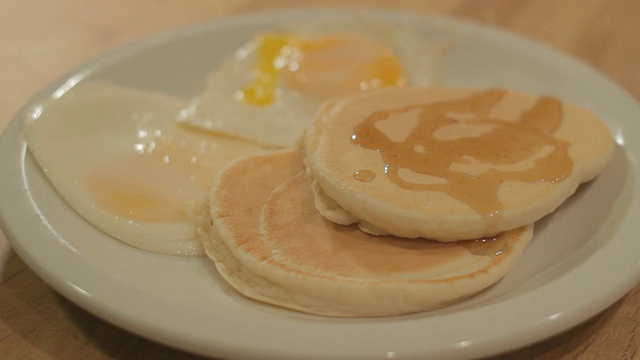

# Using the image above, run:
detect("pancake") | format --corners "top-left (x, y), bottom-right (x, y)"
top-left (200, 150), bottom-right (533, 317)
top-left (304, 86), bottom-right (614, 241)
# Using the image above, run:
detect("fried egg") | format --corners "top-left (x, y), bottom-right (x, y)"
top-left (25, 82), bottom-right (264, 256)
top-left (177, 18), bottom-right (449, 148)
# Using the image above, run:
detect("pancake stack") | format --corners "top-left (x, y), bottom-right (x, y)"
top-left (198, 86), bottom-right (613, 317)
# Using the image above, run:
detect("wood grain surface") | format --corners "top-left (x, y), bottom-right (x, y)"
top-left (1, 1), bottom-right (639, 359)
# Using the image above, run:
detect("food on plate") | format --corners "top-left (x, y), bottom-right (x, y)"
top-left (177, 17), bottom-right (449, 148)
top-left (198, 150), bottom-right (533, 316)
top-left (21, 14), bottom-right (614, 315)
top-left (199, 84), bottom-right (613, 316)
top-left (304, 86), bottom-right (614, 241)
top-left (25, 82), bottom-right (264, 256)
top-left (26, 17), bottom-right (444, 255)
top-left (23, 17), bottom-right (451, 256)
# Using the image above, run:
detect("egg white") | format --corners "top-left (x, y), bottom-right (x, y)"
top-left (25, 82), bottom-right (265, 256)
top-left (177, 17), bottom-right (450, 149)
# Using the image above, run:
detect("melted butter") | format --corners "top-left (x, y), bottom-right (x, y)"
top-left (459, 233), bottom-right (507, 258)
top-left (351, 89), bottom-right (572, 232)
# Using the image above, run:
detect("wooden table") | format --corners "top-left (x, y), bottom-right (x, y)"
top-left (1, 1), bottom-right (639, 359)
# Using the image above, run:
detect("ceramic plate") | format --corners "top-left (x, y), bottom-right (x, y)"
top-left (1, 9), bottom-right (639, 360)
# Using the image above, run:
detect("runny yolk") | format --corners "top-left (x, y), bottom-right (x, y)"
top-left (240, 32), bottom-right (407, 106)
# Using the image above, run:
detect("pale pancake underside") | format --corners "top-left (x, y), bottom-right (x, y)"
top-left (200, 150), bottom-right (533, 317)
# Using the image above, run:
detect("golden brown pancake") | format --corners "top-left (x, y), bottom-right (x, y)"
top-left (304, 86), bottom-right (613, 241)
top-left (199, 150), bottom-right (533, 317)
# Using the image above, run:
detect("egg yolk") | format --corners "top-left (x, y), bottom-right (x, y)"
top-left (240, 32), bottom-right (407, 106)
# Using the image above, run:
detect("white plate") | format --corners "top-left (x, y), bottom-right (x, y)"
top-left (1, 9), bottom-right (639, 360)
